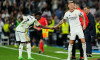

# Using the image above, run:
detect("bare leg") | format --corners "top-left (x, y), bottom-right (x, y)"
top-left (67, 40), bottom-right (74, 60)
top-left (80, 38), bottom-right (87, 60)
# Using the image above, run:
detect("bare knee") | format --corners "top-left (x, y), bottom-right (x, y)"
top-left (81, 38), bottom-right (85, 43)
top-left (69, 40), bottom-right (74, 45)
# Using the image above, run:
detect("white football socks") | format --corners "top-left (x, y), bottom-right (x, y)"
top-left (27, 43), bottom-right (31, 58)
top-left (67, 44), bottom-right (73, 60)
top-left (82, 43), bottom-right (87, 60)
top-left (19, 43), bottom-right (23, 57)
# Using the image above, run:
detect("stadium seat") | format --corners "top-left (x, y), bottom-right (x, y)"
top-left (1, 34), bottom-right (9, 45)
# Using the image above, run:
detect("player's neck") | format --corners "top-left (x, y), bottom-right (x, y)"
top-left (69, 9), bottom-right (74, 12)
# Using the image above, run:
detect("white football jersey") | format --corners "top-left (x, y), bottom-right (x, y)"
top-left (63, 10), bottom-right (82, 29)
top-left (16, 16), bottom-right (40, 32)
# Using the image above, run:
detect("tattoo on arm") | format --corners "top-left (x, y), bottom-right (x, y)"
top-left (56, 19), bottom-right (65, 27)
top-left (80, 15), bottom-right (85, 25)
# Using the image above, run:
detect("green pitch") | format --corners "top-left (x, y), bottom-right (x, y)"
top-left (0, 45), bottom-right (100, 60)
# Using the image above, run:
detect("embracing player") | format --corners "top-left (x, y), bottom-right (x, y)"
top-left (53, 1), bottom-right (87, 60)
top-left (15, 12), bottom-right (52, 60)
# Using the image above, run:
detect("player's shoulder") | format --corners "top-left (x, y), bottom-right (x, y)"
top-left (65, 10), bottom-right (70, 13)
top-left (27, 16), bottom-right (35, 19)
top-left (64, 10), bottom-right (70, 15)
top-left (74, 9), bottom-right (80, 12)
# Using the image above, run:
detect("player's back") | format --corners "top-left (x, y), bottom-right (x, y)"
top-left (16, 16), bottom-right (36, 32)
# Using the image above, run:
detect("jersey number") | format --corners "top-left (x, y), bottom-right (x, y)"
top-left (22, 19), bottom-right (29, 24)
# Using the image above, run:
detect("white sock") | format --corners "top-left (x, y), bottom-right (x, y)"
top-left (67, 44), bottom-right (73, 59)
top-left (19, 43), bottom-right (23, 57)
top-left (82, 43), bottom-right (87, 59)
top-left (27, 43), bottom-right (31, 58)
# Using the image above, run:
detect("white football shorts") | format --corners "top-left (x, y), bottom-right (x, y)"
top-left (15, 31), bottom-right (30, 42)
top-left (70, 26), bottom-right (84, 40)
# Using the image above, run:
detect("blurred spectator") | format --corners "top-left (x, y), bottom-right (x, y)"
top-left (45, 0), bottom-right (52, 11)
top-left (96, 3), bottom-right (100, 17)
top-left (0, 17), bottom-right (4, 40)
top-left (25, 0), bottom-right (33, 14)
top-left (0, 13), bottom-right (5, 23)
top-left (0, 1), bottom-right (3, 13)
top-left (64, 3), bottom-right (68, 12)
top-left (60, 22), bottom-right (69, 49)
top-left (2, 10), bottom-right (9, 19)
top-left (48, 16), bottom-right (55, 45)
top-left (51, 0), bottom-right (58, 11)
top-left (10, 21), bottom-right (15, 33)
top-left (3, 0), bottom-right (11, 6)
top-left (11, 3), bottom-right (18, 12)
top-left (17, 0), bottom-right (25, 7)
top-left (41, 2), bottom-right (48, 12)
top-left (42, 8), bottom-right (51, 18)
top-left (9, 12), bottom-right (14, 23)
top-left (15, 16), bottom-right (22, 28)
top-left (3, 1), bottom-right (12, 14)
top-left (55, 7), bottom-right (64, 20)
top-left (54, 16), bottom-right (59, 26)
top-left (95, 19), bottom-right (100, 46)
top-left (38, 0), bottom-right (46, 11)
top-left (18, 4), bottom-right (24, 12)
top-left (13, 10), bottom-right (17, 20)
top-left (31, 0), bottom-right (39, 13)
top-left (2, 20), bottom-right (10, 36)
top-left (17, 11), bottom-right (24, 19)
top-left (90, 7), bottom-right (96, 16)
top-left (58, 0), bottom-right (63, 8)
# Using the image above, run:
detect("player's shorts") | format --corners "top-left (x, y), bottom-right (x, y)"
top-left (70, 26), bottom-right (84, 40)
top-left (15, 31), bottom-right (30, 42)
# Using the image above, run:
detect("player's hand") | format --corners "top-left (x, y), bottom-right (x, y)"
top-left (83, 24), bottom-right (86, 30)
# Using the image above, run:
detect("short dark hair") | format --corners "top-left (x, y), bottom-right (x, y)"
top-left (84, 6), bottom-right (90, 9)
top-left (35, 12), bottom-right (42, 16)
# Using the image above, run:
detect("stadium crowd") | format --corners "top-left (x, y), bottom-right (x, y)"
top-left (0, 0), bottom-right (100, 49)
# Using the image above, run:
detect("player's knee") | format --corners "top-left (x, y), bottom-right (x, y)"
top-left (69, 40), bottom-right (74, 44)
top-left (81, 38), bottom-right (85, 43)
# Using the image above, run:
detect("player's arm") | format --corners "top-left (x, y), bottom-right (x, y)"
top-left (54, 12), bottom-right (67, 29)
top-left (79, 13), bottom-right (86, 30)
top-left (34, 20), bottom-right (52, 29)
top-left (38, 25), bottom-right (51, 29)
top-left (53, 19), bottom-right (66, 29)
top-left (80, 14), bottom-right (85, 25)
top-left (34, 25), bottom-right (42, 30)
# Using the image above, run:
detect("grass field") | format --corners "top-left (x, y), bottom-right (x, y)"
top-left (0, 45), bottom-right (100, 60)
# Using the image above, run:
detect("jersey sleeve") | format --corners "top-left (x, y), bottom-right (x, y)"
top-left (34, 20), bottom-right (41, 26)
top-left (63, 12), bottom-right (67, 20)
top-left (78, 10), bottom-right (83, 16)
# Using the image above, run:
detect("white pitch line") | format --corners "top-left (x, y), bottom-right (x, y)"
top-left (0, 46), bottom-right (62, 60)
top-left (55, 51), bottom-right (100, 54)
